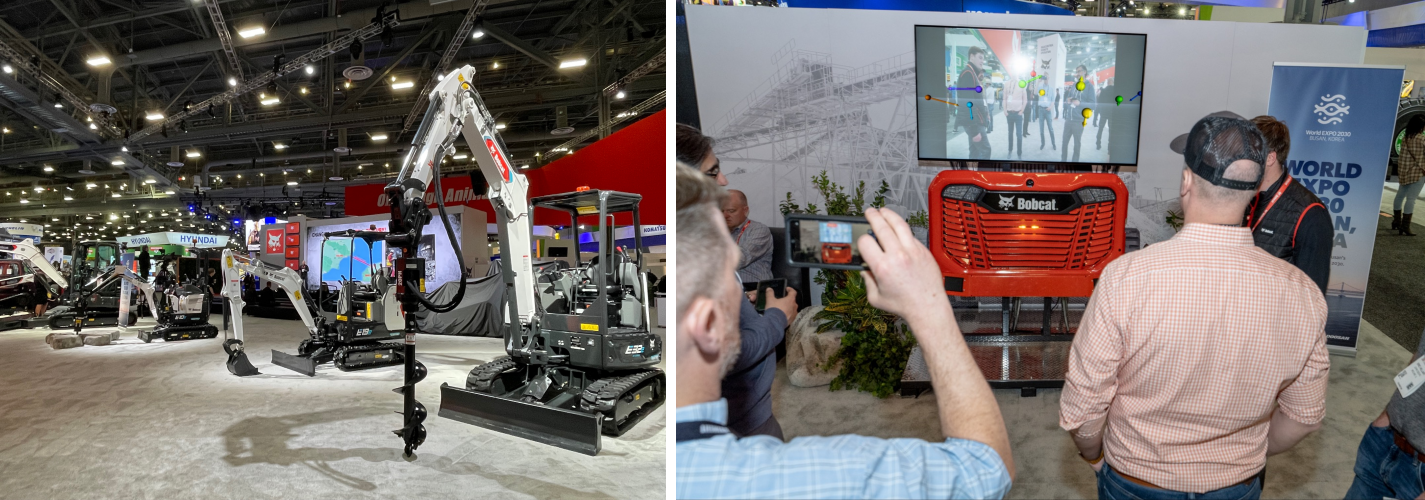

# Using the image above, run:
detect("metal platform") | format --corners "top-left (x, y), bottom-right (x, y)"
top-left (902, 297), bottom-right (1086, 397)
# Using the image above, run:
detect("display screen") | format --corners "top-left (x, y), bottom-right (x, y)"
top-left (915, 26), bottom-right (1146, 166)
top-left (789, 219), bottom-right (873, 267)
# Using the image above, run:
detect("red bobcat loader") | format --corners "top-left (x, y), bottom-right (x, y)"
top-left (901, 170), bottom-right (1133, 397)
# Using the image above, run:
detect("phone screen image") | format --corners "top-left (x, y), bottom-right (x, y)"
top-left (790, 218), bottom-right (874, 268)
top-left (753, 278), bottom-right (787, 312)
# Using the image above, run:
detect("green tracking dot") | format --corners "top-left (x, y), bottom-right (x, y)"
top-left (1018, 80), bottom-right (1026, 88)
top-left (1115, 95), bottom-right (1123, 106)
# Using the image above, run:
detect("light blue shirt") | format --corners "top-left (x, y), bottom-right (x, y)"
top-left (676, 399), bottom-right (1012, 499)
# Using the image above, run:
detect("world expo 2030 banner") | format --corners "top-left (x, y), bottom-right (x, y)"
top-left (1268, 63), bottom-right (1404, 352)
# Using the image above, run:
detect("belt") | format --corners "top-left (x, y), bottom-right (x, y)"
top-left (1113, 466), bottom-right (1262, 491)
top-left (1391, 427), bottom-right (1425, 463)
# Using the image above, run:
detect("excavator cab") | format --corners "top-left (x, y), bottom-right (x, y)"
top-left (440, 189), bottom-right (664, 456)
top-left (45, 241), bottom-right (132, 329)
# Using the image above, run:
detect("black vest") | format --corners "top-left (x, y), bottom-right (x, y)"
top-left (1247, 175), bottom-right (1325, 262)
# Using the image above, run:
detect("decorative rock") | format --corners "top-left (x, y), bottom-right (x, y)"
top-left (45, 333), bottom-right (82, 350)
top-left (82, 335), bottom-right (111, 346)
top-left (784, 306), bottom-right (847, 388)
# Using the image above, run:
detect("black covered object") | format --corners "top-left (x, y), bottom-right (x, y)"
top-left (413, 268), bottom-right (507, 337)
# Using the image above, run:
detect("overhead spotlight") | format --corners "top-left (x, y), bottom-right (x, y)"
top-left (304, 65), bottom-right (314, 76)
top-left (111, 160), bottom-right (124, 166)
top-left (111, 192), bottom-right (120, 198)
top-left (42, 165), bottom-right (53, 172)
top-left (391, 81), bottom-right (414, 90)
top-left (300, 87), bottom-right (308, 94)
top-left (53, 102), bottom-right (62, 109)
top-left (615, 90), bottom-right (626, 99)
top-left (63, 196), bottom-right (72, 201)
top-left (494, 123), bottom-right (506, 130)
top-left (86, 56), bottom-right (111, 67)
top-left (238, 26), bottom-right (266, 38)
top-left (183, 99), bottom-right (194, 112)
top-left (1, 65), bottom-right (10, 74)
top-left (559, 58), bottom-right (588, 69)
top-left (86, 183), bottom-right (97, 188)
top-left (18, 199), bottom-right (27, 204)
top-left (273, 143), bottom-right (287, 150)
top-left (164, 190), bottom-right (174, 195)
top-left (146, 112), bottom-right (164, 121)
top-left (370, 133), bottom-right (388, 141)
top-left (260, 96), bottom-right (281, 106)
top-left (348, 40), bottom-right (362, 60)
top-left (228, 77), bottom-right (238, 87)
top-left (186, 150), bottom-right (201, 158)
top-left (472, 29), bottom-right (485, 39)
top-left (287, 181), bottom-right (298, 186)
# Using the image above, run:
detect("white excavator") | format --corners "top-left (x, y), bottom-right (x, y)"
top-left (218, 250), bottom-right (324, 377)
top-left (0, 234), bottom-right (68, 329)
top-left (378, 65), bottom-right (663, 457)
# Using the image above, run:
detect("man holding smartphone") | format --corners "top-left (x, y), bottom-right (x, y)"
top-left (677, 165), bottom-right (1013, 499)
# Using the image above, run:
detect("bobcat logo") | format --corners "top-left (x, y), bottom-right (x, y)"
top-left (998, 195), bottom-right (1015, 210)
top-left (268, 233), bottom-right (281, 248)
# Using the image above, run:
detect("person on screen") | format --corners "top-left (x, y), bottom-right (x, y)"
top-left (675, 165), bottom-right (1014, 500)
top-left (1243, 115), bottom-right (1331, 295)
top-left (954, 46), bottom-right (991, 160)
top-left (1035, 78), bottom-right (1057, 151)
top-left (1003, 71), bottom-right (1028, 161)
top-left (1095, 77), bottom-right (1114, 152)
top-left (722, 190), bottom-right (773, 284)
top-left (1061, 65), bottom-right (1089, 164)
top-left (1060, 114), bottom-right (1328, 500)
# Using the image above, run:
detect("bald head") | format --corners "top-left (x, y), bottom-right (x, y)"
top-left (723, 189), bottom-right (750, 229)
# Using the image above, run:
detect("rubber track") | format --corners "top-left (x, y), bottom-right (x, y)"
top-left (466, 356), bottom-right (517, 393)
top-left (579, 369), bottom-right (662, 414)
top-left (333, 342), bottom-right (403, 370)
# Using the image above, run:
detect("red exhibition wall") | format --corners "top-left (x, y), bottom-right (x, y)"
top-left (343, 109), bottom-right (667, 226)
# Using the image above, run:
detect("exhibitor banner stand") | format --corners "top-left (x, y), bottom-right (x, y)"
top-left (1268, 63), bottom-right (1405, 354)
top-left (118, 252), bottom-right (134, 331)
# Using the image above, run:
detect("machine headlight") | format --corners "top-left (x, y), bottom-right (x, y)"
top-left (1076, 187), bottom-right (1117, 204)
top-left (941, 184), bottom-right (984, 202)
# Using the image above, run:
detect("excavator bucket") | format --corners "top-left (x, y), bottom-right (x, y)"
top-left (438, 383), bottom-right (603, 456)
top-left (223, 340), bottom-right (260, 377)
top-left (271, 349), bottom-right (318, 377)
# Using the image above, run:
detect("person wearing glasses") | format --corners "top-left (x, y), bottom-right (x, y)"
top-left (677, 123), bottom-right (728, 186)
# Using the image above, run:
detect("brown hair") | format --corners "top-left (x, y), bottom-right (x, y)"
top-left (1251, 115), bottom-right (1290, 164)
top-left (676, 164), bottom-right (731, 317)
top-left (676, 123), bottom-right (715, 167)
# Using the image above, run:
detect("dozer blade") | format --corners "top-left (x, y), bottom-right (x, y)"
top-left (270, 350), bottom-right (318, 377)
top-left (439, 383), bottom-right (602, 456)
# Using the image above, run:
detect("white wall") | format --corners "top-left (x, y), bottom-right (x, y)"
top-left (1366, 47), bottom-right (1425, 83)
top-left (1207, 6), bottom-right (1285, 23)
top-left (686, 6), bottom-right (1366, 245)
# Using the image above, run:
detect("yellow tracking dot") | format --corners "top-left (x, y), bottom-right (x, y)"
top-left (1082, 108), bottom-right (1094, 119)
top-left (1039, 89), bottom-right (1045, 96)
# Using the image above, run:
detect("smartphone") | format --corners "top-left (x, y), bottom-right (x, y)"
top-left (785, 214), bottom-right (876, 270)
top-left (753, 278), bottom-right (787, 312)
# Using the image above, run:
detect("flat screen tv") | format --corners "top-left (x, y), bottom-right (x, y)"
top-left (914, 25), bottom-right (1146, 166)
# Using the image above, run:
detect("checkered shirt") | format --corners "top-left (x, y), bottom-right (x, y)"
top-left (1059, 223), bottom-right (1330, 493)
top-left (1401, 134), bottom-right (1425, 186)
top-left (676, 399), bottom-right (1011, 499)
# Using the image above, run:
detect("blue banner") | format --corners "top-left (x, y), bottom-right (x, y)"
top-left (119, 252), bottom-right (134, 328)
top-left (1268, 63), bottom-right (1404, 351)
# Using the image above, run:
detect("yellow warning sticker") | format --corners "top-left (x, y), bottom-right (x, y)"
top-left (336, 314), bottom-right (348, 322)
top-left (294, 291), bottom-right (301, 300)
top-left (576, 206), bottom-right (598, 215)
top-left (580, 323), bottom-right (599, 331)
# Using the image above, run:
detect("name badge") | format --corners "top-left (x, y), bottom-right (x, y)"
top-left (1395, 356), bottom-right (1425, 398)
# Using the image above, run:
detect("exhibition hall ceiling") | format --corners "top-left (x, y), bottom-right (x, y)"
top-left (0, 0), bottom-right (666, 231)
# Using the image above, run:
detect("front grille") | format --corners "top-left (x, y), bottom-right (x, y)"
top-left (940, 198), bottom-right (1116, 269)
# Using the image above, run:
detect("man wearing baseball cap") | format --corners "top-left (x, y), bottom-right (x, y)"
top-left (1060, 113), bottom-right (1330, 500)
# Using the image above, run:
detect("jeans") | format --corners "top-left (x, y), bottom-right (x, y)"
top-left (1345, 425), bottom-right (1425, 500)
top-left (1098, 464), bottom-right (1262, 500)
top-left (968, 128), bottom-right (991, 159)
top-left (1005, 112), bottom-right (1024, 157)
top-left (1395, 181), bottom-right (1424, 214)
top-left (1096, 109), bottom-right (1111, 148)
top-left (1063, 123), bottom-right (1084, 163)
top-left (1037, 107), bottom-right (1056, 149)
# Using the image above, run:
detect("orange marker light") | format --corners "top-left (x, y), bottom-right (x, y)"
top-left (576, 186), bottom-right (591, 192)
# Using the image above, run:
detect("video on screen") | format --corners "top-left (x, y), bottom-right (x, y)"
top-left (790, 220), bottom-right (873, 267)
top-left (915, 26), bottom-right (1146, 166)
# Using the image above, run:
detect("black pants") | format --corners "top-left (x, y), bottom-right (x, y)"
top-left (1096, 111), bottom-right (1111, 148)
top-left (1005, 112), bottom-right (1024, 158)
top-left (968, 128), bottom-right (991, 159)
top-left (1062, 123), bottom-right (1084, 163)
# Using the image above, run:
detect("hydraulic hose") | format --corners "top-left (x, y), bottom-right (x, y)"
top-left (410, 158), bottom-right (467, 314)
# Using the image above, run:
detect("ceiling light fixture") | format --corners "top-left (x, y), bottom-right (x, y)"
top-left (495, 123), bottom-right (506, 130)
top-left (42, 165), bottom-right (53, 172)
top-left (472, 29), bottom-right (485, 39)
top-left (370, 133), bottom-right (388, 141)
top-left (304, 65), bottom-right (314, 75)
top-left (228, 77), bottom-right (238, 87)
top-left (86, 56), bottom-right (111, 66)
top-left (186, 151), bottom-right (201, 158)
top-left (111, 160), bottom-right (124, 166)
top-left (238, 26), bottom-right (266, 38)
top-left (559, 58), bottom-right (587, 69)
top-left (391, 81), bottom-right (414, 90)
top-left (145, 112), bottom-right (164, 121)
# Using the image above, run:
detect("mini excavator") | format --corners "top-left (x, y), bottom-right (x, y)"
top-left (382, 64), bottom-right (663, 457)
top-left (219, 248), bottom-right (405, 377)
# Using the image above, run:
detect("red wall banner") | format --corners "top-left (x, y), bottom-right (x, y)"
top-left (342, 110), bottom-right (667, 225)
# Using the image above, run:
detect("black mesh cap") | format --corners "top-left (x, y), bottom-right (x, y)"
top-left (1179, 115), bottom-right (1267, 191)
